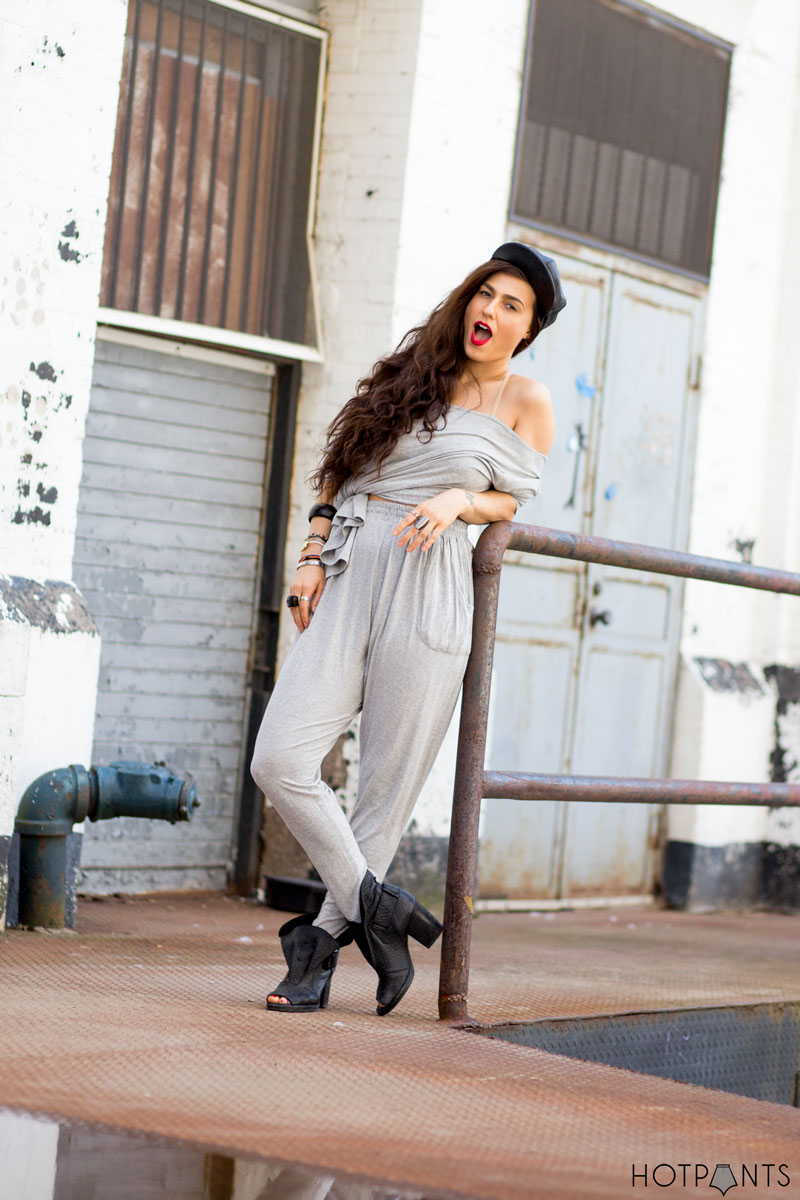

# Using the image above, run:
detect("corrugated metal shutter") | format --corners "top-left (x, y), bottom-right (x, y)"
top-left (73, 336), bottom-right (273, 892)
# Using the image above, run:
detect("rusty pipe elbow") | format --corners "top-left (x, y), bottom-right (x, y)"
top-left (473, 520), bottom-right (513, 575)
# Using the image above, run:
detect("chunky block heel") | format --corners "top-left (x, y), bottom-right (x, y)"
top-left (351, 870), bottom-right (443, 1016)
top-left (406, 902), bottom-right (442, 949)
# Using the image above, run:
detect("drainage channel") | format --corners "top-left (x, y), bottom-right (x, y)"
top-left (472, 1001), bottom-right (800, 1106)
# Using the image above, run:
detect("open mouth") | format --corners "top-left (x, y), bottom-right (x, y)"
top-left (471, 321), bottom-right (492, 347)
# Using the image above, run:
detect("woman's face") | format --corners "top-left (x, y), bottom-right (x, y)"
top-left (462, 270), bottom-right (536, 367)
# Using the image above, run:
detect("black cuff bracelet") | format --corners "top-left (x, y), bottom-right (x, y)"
top-left (308, 502), bottom-right (337, 522)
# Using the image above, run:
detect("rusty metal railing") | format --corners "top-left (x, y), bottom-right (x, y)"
top-left (438, 522), bottom-right (800, 1022)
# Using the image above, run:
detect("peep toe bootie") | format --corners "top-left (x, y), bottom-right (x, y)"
top-left (352, 870), bottom-right (443, 1016)
top-left (266, 913), bottom-right (352, 1012)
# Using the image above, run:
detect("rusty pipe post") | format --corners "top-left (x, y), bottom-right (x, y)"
top-left (15, 765), bottom-right (93, 929)
top-left (438, 520), bottom-right (511, 1022)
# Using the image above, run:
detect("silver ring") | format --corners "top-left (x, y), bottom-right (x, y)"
top-left (299, 596), bottom-right (310, 602)
top-left (413, 515), bottom-right (429, 530)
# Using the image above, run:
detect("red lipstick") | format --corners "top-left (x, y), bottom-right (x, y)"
top-left (471, 321), bottom-right (492, 346)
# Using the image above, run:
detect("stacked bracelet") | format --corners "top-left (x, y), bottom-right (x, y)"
top-left (297, 554), bottom-right (323, 568)
top-left (308, 502), bottom-right (337, 522)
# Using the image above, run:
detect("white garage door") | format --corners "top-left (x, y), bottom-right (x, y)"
top-left (73, 333), bottom-right (273, 892)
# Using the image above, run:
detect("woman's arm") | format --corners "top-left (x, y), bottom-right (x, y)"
top-left (288, 484), bottom-right (338, 631)
top-left (458, 488), bottom-right (516, 525)
top-left (393, 487), bottom-right (516, 552)
top-left (307, 484), bottom-right (338, 539)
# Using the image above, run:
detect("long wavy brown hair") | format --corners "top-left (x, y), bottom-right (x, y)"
top-left (309, 258), bottom-right (543, 499)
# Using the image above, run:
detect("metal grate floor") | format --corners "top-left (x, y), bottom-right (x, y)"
top-left (1, 895), bottom-right (799, 1199)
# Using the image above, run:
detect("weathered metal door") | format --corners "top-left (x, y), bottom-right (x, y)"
top-left (479, 257), bottom-right (703, 901)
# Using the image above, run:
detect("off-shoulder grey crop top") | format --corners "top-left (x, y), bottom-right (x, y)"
top-left (320, 393), bottom-right (548, 579)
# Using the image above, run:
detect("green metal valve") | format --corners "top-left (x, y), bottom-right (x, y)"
top-left (15, 760), bottom-right (200, 929)
top-left (91, 762), bottom-right (198, 824)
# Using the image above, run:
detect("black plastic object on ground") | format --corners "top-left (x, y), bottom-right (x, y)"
top-left (264, 873), bottom-right (326, 914)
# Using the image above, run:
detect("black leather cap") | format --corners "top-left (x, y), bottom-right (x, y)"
top-left (491, 242), bottom-right (566, 331)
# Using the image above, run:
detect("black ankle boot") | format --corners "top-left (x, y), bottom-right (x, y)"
top-left (266, 913), bottom-right (352, 1012)
top-left (350, 870), bottom-right (443, 1016)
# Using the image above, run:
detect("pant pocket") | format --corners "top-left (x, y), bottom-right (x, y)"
top-left (415, 539), bottom-right (474, 656)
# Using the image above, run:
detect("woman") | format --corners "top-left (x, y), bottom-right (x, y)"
top-left (250, 241), bottom-right (565, 1015)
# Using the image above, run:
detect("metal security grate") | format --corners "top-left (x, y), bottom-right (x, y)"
top-left (513, 0), bottom-right (731, 278)
top-left (101, 0), bottom-right (322, 346)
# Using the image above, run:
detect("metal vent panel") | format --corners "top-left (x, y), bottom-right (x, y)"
top-left (513, 0), bottom-right (731, 278)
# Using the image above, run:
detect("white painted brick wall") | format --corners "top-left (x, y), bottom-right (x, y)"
top-left (657, 0), bottom-right (800, 850)
top-left (761, 25), bottom-right (800, 665)
top-left (0, 0), bottom-right (127, 580)
top-left (393, 0), bottom-right (530, 341)
top-left (671, 0), bottom-right (800, 670)
top-left (668, 656), bottom-right (774, 847)
top-left (0, 0), bottom-right (125, 905)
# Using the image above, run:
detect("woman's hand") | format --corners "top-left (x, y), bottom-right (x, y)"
top-left (392, 489), bottom-right (472, 552)
top-left (288, 564), bottom-right (326, 631)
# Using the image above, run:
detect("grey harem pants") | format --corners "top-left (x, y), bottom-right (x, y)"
top-left (250, 498), bottom-right (474, 940)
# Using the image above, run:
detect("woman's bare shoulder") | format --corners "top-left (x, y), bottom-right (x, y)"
top-left (508, 374), bottom-right (555, 455)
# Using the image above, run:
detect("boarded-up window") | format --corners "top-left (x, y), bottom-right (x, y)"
top-left (513, 0), bottom-right (731, 278)
top-left (101, 0), bottom-right (322, 346)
